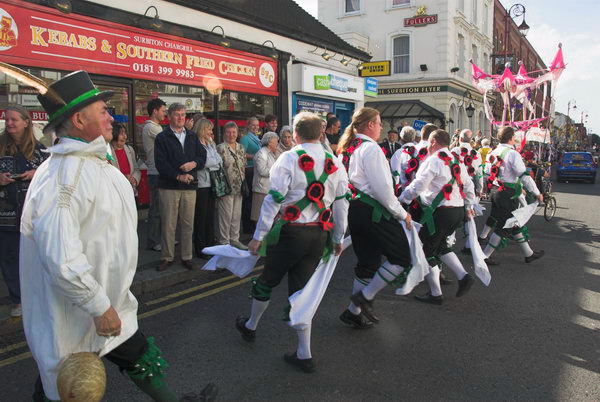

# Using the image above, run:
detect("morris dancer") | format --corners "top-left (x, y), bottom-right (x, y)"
top-left (19, 70), bottom-right (216, 402)
top-left (337, 107), bottom-right (412, 327)
top-left (236, 112), bottom-right (349, 373)
top-left (390, 126), bottom-right (416, 194)
top-left (451, 129), bottom-right (483, 255)
top-left (481, 126), bottom-right (544, 265)
top-left (399, 129), bottom-right (476, 304)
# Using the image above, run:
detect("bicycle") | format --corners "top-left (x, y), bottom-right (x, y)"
top-left (535, 162), bottom-right (557, 221)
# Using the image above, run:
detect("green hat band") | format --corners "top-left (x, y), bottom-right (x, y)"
top-left (49, 88), bottom-right (101, 121)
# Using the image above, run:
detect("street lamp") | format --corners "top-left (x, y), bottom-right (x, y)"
top-left (503, 4), bottom-right (528, 70)
top-left (458, 90), bottom-right (476, 118)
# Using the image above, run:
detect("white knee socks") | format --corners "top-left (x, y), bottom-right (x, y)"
top-left (514, 233), bottom-right (534, 257)
top-left (296, 324), bottom-right (312, 359)
top-left (440, 252), bottom-right (467, 280)
top-left (348, 277), bottom-right (369, 314)
top-left (246, 299), bottom-right (269, 330)
top-left (425, 265), bottom-right (442, 296)
top-left (361, 262), bottom-right (404, 301)
top-left (480, 224), bottom-right (492, 240)
top-left (483, 233), bottom-right (502, 258)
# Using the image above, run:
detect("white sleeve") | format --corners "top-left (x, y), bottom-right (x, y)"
top-left (400, 157), bottom-right (438, 204)
top-left (460, 163), bottom-right (476, 207)
top-left (253, 154), bottom-right (293, 241)
top-left (522, 174), bottom-right (540, 196)
top-left (511, 150), bottom-right (528, 178)
top-left (363, 144), bottom-right (407, 219)
top-left (332, 161), bottom-right (349, 244)
top-left (29, 167), bottom-right (111, 317)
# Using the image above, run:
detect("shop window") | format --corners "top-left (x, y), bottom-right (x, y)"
top-left (392, 35), bottom-right (410, 74)
top-left (218, 91), bottom-right (276, 124)
top-left (391, 0), bottom-right (410, 6)
top-left (344, 0), bottom-right (361, 15)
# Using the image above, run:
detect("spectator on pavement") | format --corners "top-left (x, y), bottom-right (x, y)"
top-left (325, 117), bottom-right (342, 153)
top-left (216, 121), bottom-right (247, 249)
top-left (320, 119), bottom-right (333, 153)
top-left (379, 129), bottom-right (400, 160)
top-left (276, 125), bottom-right (295, 157)
top-left (251, 131), bottom-right (279, 223)
top-left (240, 116), bottom-right (261, 234)
top-left (0, 105), bottom-right (48, 318)
top-left (192, 119), bottom-right (222, 259)
top-left (264, 114), bottom-right (278, 135)
top-left (154, 102), bottom-right (206, 272)
top-left (142, 98), bottom-right (166, 252)
top-left (109, 122), bottom-right (140, 193)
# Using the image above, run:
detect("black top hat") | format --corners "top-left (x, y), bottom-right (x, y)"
top-left (37, 70), bottom-right (114, 134)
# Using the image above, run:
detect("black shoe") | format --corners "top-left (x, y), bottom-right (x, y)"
top-left (456, 274), bottom-right (474, 298)
top-left (284, 352), bottom-right (315, 373)
top-left (478, 237), bottom-right (487, 245)
top-left (180, 383), bottom-right (218, 401)
top-left (440, 271), bottom-right (454, 285)
top-left (461, 247), bottom-right (472, 255)
top-left (349, 291), bottom-right (379, 323)
top-left (485, 257), bottom-right (500, 266)
top-left (235, 316), bottom-right (255, 342)
top-left (339, 309), bottom-right (374, 329)
top-left (414, 292), bottom-right (443, 305)
top-left (525, 250), bottom-right (545, 263)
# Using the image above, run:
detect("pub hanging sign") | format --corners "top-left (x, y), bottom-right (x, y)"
top-left (404, 6), bottom-right (438, 27)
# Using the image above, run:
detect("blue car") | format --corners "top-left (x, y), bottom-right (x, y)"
top-left (557, 152), bottom-right (597, 183)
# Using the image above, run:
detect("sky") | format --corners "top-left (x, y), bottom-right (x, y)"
top-left (294, 0), bottom-right (600, 134)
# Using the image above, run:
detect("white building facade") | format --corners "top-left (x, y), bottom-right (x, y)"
top-left (318, 0), bottom-right (494, 136)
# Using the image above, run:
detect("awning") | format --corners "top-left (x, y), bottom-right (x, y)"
top-left (366, 100), bottom-right (445, 122)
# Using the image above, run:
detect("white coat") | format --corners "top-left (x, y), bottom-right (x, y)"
top-left (19, 136), bottom-right (139, 401)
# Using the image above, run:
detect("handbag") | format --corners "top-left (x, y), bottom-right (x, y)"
top-left (209, 165), bottom-right (231, 198)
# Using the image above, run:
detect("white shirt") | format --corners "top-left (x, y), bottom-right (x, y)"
top-left (343, 134), bottom-right (407, 220)
top-left (390, 142), bottom-right (416, 190)
top-left (20, 137), bottom-right (139, 400)
top-left (451, 142), bottom-right (483, 192)
top-left (400, 147), bottom-right (476, 208)
top-left (170, 125), bottom-right (186, 148)
top-left (485, 144), bottom-right (540, 195)
top-left (254, 143), bottom-right (349, 244)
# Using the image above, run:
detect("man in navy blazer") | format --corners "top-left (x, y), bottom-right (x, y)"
top-left (379, 129), bottom-right (400, 160)
top-left (154, 102), bottom-right (206, 271)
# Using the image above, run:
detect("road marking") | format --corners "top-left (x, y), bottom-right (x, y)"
top-left (0, 270), bottom-right (259, 367)
top-left (145, 266), bottom-right (262, 306)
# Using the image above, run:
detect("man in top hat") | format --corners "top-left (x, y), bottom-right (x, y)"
top-left (19, 70), bottom-right (216, 401)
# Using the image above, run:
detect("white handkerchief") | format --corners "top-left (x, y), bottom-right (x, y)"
top-left (503, 201), bottom-right (539, 229)
top-left (288, 236), bottom-right (352, 330)
top-left (395, 221), bottom-right (430, 295)
top-left (472, 197), bottom-right (486, 216)
top-left (202, 245), bottom-right (259, 278)
top-left (466, 218), bottom-right (491, 286)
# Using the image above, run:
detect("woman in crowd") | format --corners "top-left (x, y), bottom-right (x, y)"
top-left (275, 125), bottom-right (295, 157)
top-left (251, 131), bottom-right (279, 223)
top-left (109, 122), bottom-right (140, 192)
top-left (239, 116), bottom-right (262, 234)
top-left (216, 121), bottom-right (248, 250)
top-left (193, 119), bottom-right (223, 258)
top-left (0, 105), bottom-right (48, 318)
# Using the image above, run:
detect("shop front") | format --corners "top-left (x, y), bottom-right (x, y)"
top-left (0, 0), bottom-right (280, 151)
top-left (290, 64), bottom-right (363, 129)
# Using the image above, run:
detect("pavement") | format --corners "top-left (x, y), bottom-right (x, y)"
top-left (0, 208), bottom-right (254, 330)
top-left (1, 177), bottom-right (599, 400)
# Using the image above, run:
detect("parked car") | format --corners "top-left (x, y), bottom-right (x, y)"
top-left (557, 152), bottom-right (597, 183)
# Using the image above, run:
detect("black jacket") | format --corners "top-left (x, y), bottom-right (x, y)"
top-left (379, 140), bottom-right (401, 159)
top-left (154, 126), bottom-right (206, 190)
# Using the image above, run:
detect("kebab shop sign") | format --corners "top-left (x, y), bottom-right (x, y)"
top-left (0, 2), bottom-right (278, 95)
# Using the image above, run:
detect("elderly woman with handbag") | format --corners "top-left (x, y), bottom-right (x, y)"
top-left (216, 121), bottom-right (248, 250)
top-left (251, 131), bottom-right (279, 222)
top-left (193, 119), bottom-right (224, 258)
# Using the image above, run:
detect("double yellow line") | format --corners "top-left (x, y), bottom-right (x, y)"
top-left (0, 266), bottom-right (262, 368)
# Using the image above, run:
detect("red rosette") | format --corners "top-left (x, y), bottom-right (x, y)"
top-left (283, 205), bottom-right (301, 221)
top-left (497, 181), bottom-right (506, 191)
top-left (306, 181), bottom-right (325, 209)
top-left (486, 178), bottom-right (495, 190)
top-left (489, 155), bottom-right (496, 163)
top-left (467, 166), bottom-right (475, 176)
top-left (394, 183), bottom-right (401, 197)
top-left (490, 165), bottom-right (500, 176)
top-left (355, 138), bottom-right (364, 147)
top-left (410, 200), bottom-right (420, 210)
top-left (319, 208), bottom-right (334, 231)
top-left (298, 154), bottom-right (315, 172)
top-left (342, 154), bottom-right (350, 167)
top-left (458, 184), bottom-right (466, 199)
top-left (496, 156), bottom-right (504, 165)
top-left (470, 149), bottom-right (478, 159)
top-left (463, 155), bottom-right (473, 166)
top-left (418, 147), bottom-right (428, 160)
top-left (324, 158), bottom-right (338, 175)
top-left (451, 163), bottom-right (462, 177)
top-left (403, 145), bottom-right (416, 156)
top-left (406, 157), bottom-right (419, 173)
top-left (442, 183), bottom-right (453, 200)
top-left (346, 146), bottom-right (356, 154)
top-left (438, 151), bottom-right (451, 165)
top-left (460, 147), bottom-right (468, 156)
